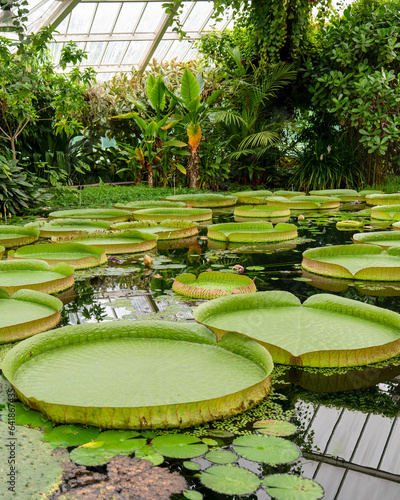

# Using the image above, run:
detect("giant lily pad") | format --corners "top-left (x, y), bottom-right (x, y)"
top-left (207, 239), bottom-right (297, 253)
top-left (234, 205), bottom-right (290, 218)
top-left (110, 220), bottom-right (198, 240)
top-left (309, 188), bottom-right (360, 201)
top-left (2, 322), bottom-right (273, 428)
top-left (371, 204), bottom-right (400, 221)
top-left (0, 225), bottom-right (39, 248)
top-left (231, 190), bottom-right (272, 204)
top-left (352, 230), bottom-right (400, 249)
top-left (173, 271), bottom-right (256, 299)
top-left (52, 230), bottom-right (157, 254)
top-left (208, 221), bottom-right (297, 243)
top-left (132, 207), bottom-right (212, 222)
top-left (0, 288), bottom-right (62, 343)
top-left (262, 474), bottom-right (324, 500)
top-left (193, 291), bottom-right (400, 366)
top-left (0, 260), bottom-right (74, 294)
top-left (0, 245), bottom-right (4, 259)
top-left (27, 219), bottom-right (111, 237)
top-left (366, 193), bottom-right (400, 206)
top-left (48, 208), bottom-right (130, 222)
top-left (164, 193), bottom-right (237, 207)
top-left (114, 200), bottom-right (186, 211)
top-left (8, 242), bottom-right (107, 269)
top-left (232, 434), bottom-right (300, 464)
top-left (274, 190), bottom-right (306, 198)
top-left (266, 195), bottom-right (340, 210)
top-left (302, 244), bottom-right (400, 280)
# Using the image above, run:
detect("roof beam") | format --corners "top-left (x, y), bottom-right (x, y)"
top-left (138, 1), bottom-right (182, 72)
top-left (53, 32), bottom-right (202, 43)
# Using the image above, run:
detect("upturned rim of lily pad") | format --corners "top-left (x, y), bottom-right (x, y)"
top-left (266, 195), bottom-right (341, 210)
top-left (110, 220), bottom-right (198, 240)
top-left (51, 230), bottom-right (157, 254)
top-left (2, 321), bottom-right (273, 429)
top-left (48, 208), bottom-right (131, 222)
top-left (371, 205), bottom-right (400, 220)
top-left (193, 290), bottom-right (400, 367)
top-left (352, 230), bottom-right (400, 249)
top-left (0, 225), bottom-right (40, 248)
top-left (173, 271), bottom-right (256, 299)
top-left (302, 244), bottom-right (400, 281)
top-left (164, 193), bottom-right (238, 207)
top-left (26, 219), bottom-right (111, 237)
top-left (231, 190), bottom-right (273, 204)
top-left (207, 221), bottom-right (297, 243)
top-left (309, 188), bottom-right (361, 201)
top-left (234, 205), bottom-right (290, 218)
top-left (0, 259), bottom-right (74, 295)
top-left (0, 288), bottom-right (62, 343)
top-left (366, 193), bottom-right (400, 206)
top-left (7, 242), bottom-right (107, 270)
top-left (132, 207), bottom-right (212, 222)
top-left (114, 200), bottom-right (186, 211)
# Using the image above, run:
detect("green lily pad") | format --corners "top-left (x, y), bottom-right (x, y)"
top-left (0, 401), bottom-right (53, 430)
top-left (48, 208), bottom-right (131, 222)
top-left (2, 322), bottom-right (272, 428)
top-left (135, 445), bottom-right (164, 465)
top-left (267, 195), bottom-right (340, 210)
top-left (366, 193), bottom-right (400, 206)
top-left (68, 446), bottom-right (112, 466)
top-left (42, 425), bottom-right (100, 448)
top-left (110, 220), bottom-right (198, 240)
top-left (8, 242), bottom-right (107, 269)
top-left (231, 190), bottom-right (273, 204)
top-left (0, 225), bottom-right (39, 248)
top-left (164, 193), bottom-right (237, 207)
top-left (151, 434), bottom-right (208, 459)
top-left (0, 288), bottom-right (62, 344)
top-left (183, 461), bottom-right (201, 471)
top-left (274, 190), bottom-right (306, 198)
top-left (172, 271), bottom-right (256, 299)
top-left (253, 420), bottom-right (297, 436)
top-left (371, 204), bottom-right (400, 221)
top-left (352, 230), bottom-right (400, 249)
top-left (0, 260), bottom-right (74, 295)
top-left (208, 221), bottom-right (298, 243)
top-left (27, 219), bottom-right (111, 237)
top-left (200, 465), bottom-right (260, 495)
top-left (310, 188), bottom-right (360, 201)
top-left (247, 266), bottom-right (265, 271)
top-left (232, 434), bottom-right (300, 464)
top-left (234, 205), bottom-right (290, 218)
top-left (114, 200), bottom-right (186, 211)
top-left (183, 491), bottom-right (203, 500)
top-left (262, 474), bottom-right (324, 499)
top-left (205, 449), bottom-right (237, 464)
top-left (132, 207), bottom-right (212, 222)
top-left (193, 290), bottom-right (400, 367)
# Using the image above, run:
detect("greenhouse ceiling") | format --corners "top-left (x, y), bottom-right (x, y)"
top-left (6, 0), bottom-right (234, 79)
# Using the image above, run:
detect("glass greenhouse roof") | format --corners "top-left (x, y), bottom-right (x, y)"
top-left (17, 0), bottom-right (234, 79)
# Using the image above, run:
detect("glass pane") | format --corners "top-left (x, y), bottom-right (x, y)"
top-left (90, 3), bottom-right (122, 34)
top-left (68, 3), bottom-right (97, 34)
top-left (102, 41), bottom-right (129, 65)
top-left (182, 2), bottom-right (213, 32)
top-left (56, 14), bottom-right (70, 35)
top-left (164, 40), bottom-right (192, 62)
top-left (166, 2), bottom-right (193, 33)
top-left (204, 7), bottom-right (233, 30)
top-left (122, 41), bottom-right (150, 65)
top-left (183, 45), bottom-right (198, 62)
top-left (84, 42), bottom-right (107, 66)
top-left (48, 42), bottom-right (62, 65)
top-left (114, 2), bottom-right (146, 33)
top-left (96, 73), bottom-right (116, 82)
top-left (27, 0), bottom-right (55, 27)
top-left (136, 2), bottom-right (165, 33)
top-left (152, 40), bottom-right (173, 62)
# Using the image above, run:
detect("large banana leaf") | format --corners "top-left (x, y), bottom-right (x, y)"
top-left (181, 69), bottom-right (200, 105)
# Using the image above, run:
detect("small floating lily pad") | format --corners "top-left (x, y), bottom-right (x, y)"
top-left (0, 260), bottom-right (74, 294)
top-left (0, 225), bottom-right (39, 247)
top-left (114, 200), bottom-right (186, 211)
top-left (2, 322), bottom-right (273, 428)
top-left (205, 449), bottom-right (237, 464)
top-left (42, 424), bottom-right (100, 449)
top-left (164, 193), bottom-right (237, 207)
top-left (336, 220), bottom-right (364, 229)
top-left (8, 242), bottom-right (107, 269)
top-left (172, 271), bottom-right (256, 299)
top-left (183, 461), bottom-right (201, 471)
top-left (267, 195), bottom-right (340, 210)
top-left (48, 208), bottom-right (131, 222)
top-left (253, 420), bottom-right (297, 437)
top-left (200, 465), bottom-right (260, 495)
top-left (151, 435), bottom-right (208, 459)
top-left (132, 207), bottom-right (212, 222)
top-left (233, 434), bottom-right (300, 464)
top-left (193, 290), bottom-right (400, 366)
top-left (366, 193), bottom-right (400, 206)
top-left (231, 190), bottom-right (272, 204)
top-left (352, 230), bottom-right (400, 249)
top-left (27, 219), bottom-right (111, 237)
top-left (110, 220), bottom-right (198, 240)
top-left (262, 474), bottom-right (324, 500)
top-left (302, 244), bottom-right (400, 280)
top-left (208, 221), bottom-right (297, 243)
top-left (371, 204), bottom-right (400, 221)
top-left (234, 205), bottom-right (290, 218)
top-left (0, 288), bottom-right (62, 343)
top-left (52, 230), bottom-right (157, 254)
top-left (135, 445), bottom-right (164, 465)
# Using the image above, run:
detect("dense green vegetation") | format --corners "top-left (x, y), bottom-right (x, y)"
top-left (1, 0), bottom-right (400, 215)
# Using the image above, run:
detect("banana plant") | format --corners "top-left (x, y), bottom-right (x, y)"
top-left (170, 69), bottom-right (222, 188)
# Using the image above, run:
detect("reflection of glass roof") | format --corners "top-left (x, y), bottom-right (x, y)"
top-left (17, 0), bottom-right (233, 79)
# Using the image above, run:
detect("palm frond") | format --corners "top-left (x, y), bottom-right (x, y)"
top-left (238, 130), bottom-right (279, 150)
top-left (212, 110), bottom-right (247, 127)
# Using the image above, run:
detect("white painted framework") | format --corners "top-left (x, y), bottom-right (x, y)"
top-left (6, 0), bottom-right (234, 79)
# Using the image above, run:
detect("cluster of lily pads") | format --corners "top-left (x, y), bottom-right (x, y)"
top-left (2, 189), bottom-right (400, 498)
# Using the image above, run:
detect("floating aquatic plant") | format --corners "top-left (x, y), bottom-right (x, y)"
top-left (132, 207), bottom-right (212, 222)
top-left (26, 218), bottom-right (111, 237)
top-left (366, 193), bottom-right (400, 206)
top-left (207, 221), bottom-right (297, 243)
top-left (234, 205), bottom-right (290, 218)
top-left (231, 190), bottom-right (273, 204)
top-left (266, 195), bottom-right (341, 210)
top-left (262, 474), bottom-right (324, 499)
top-left (352, 230), bottom-right (400, 249)
top-left (110, 220), bottom-right (198, 240)
top-left (0, 225), bottom-right (39, 247)
top-left (114, 200), bottom-right (186, 211)
top-left (370, 204), bottom-right (400, 221)
top-left (48, 208), bottom-right (131, 222)
top-left (164, 193), bottom-right (237, 207)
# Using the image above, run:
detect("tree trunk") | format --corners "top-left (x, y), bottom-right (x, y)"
top-left (148, 163), bottom-right (153, 188)
top-left (187, 147), bottom-right (200, 189)
top-left (10, 136), bottom-right (16, 160)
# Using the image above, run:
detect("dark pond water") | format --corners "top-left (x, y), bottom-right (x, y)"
top-left (1, 208), bottom-right (400, 499)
